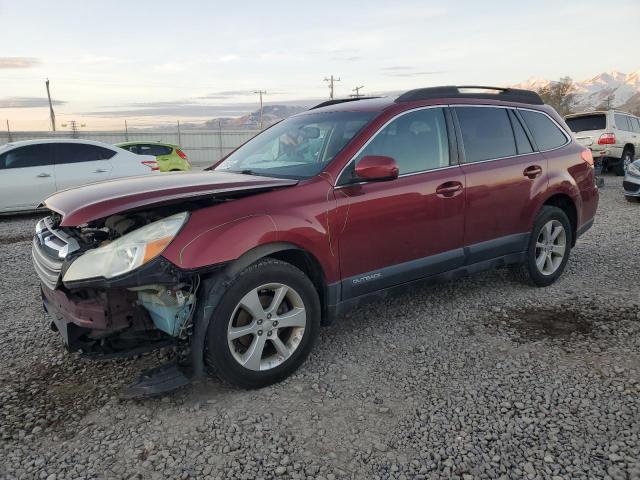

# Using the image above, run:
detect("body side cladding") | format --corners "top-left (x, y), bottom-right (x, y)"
top-left (576, 217), bottom-right (595, 238)
top-left (339, 233), bottom-right (529, 300)
top-left (332, 251), bottom-right (525, 318)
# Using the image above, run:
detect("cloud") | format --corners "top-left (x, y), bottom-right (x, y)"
top-left (197, 90), bottom-right (257, 99)
top-left (331, 56), bottom-right (362, 62)
top-left (0, 57), bottom-right (40, 69)
top-left (0, 97), bottom-right (66, 108)
top-left (383, 70), bottom-right (446, 77)
top-left (381, 66), bottom-right (414, 71)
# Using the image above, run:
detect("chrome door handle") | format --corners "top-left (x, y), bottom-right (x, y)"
top-left (37, 173), bottom-right (51, 178)
top-left (93, 169), bottom-right (107, 173)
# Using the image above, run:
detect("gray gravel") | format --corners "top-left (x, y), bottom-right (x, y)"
top-left (1, 175), bottom-right (639, 480)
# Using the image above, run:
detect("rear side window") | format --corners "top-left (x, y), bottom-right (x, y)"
top-left (355, 107), bottom-right (450, 174)
top-left (565, 114), bottom-right (606, 133)
top-left (136, 144), bottom-right (173, 156)
top-left (455, 107), bottom-right (516, 163)
top-left (520, 110), bottom-right (568, 151)
top-left (0, 144), bottom-right (52, 169)
top-left (631, 117), bottom-right (640, 133)
top-left (614, 114), bottom-right (630, 131)
top-left (55, 143), bottom-right (116, 164)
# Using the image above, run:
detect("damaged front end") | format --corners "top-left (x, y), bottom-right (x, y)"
top-left (33, 211), bottom-right (203, 396)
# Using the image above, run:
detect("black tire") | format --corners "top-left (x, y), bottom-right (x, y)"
top-left (614, 150), bottom-right (633, 176)
top-left (512, 206), bottom-right (573, 287)
top-left (204, 258), bottom-right (320, 389)
top-left (625, 196), bottom-right (640, 203)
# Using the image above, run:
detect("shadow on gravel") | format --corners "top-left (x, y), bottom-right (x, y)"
top-left (0, 234), bottom-right (32, 245)
top-left (487, 302), bottom-right (637, 344)
top-left (507, 307), bottom-right (593, 340)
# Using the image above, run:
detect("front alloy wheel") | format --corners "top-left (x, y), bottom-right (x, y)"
top-left (227, 283), bottom-right (307, 371)
top-left (204, 258), bottom-right (320, 388)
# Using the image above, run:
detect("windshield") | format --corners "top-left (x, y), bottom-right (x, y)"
top-left (215, 111), bottom-right (376, 179)
top-left (565, 114), bottom-right (606, 133)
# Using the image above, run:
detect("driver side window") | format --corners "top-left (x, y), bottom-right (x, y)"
top-left (346, 107), bottom-right (450, 181)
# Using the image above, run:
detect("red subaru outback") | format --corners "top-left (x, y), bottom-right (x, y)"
top-left (33, 86), bottom-right (598, 395)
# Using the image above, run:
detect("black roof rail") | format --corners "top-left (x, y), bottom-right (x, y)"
top-left (396, 86), bottom-right (544, 105)
top-left (310, 96), bottom-right (380, 110)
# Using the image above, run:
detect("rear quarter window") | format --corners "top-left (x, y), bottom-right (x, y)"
top-left (565, 114), bottom-right (606, 133)
top-left (520, 110), bottom-right (568, 151)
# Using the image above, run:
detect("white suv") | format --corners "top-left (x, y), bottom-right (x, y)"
top-left (565, 110), bottom-right (640, 176)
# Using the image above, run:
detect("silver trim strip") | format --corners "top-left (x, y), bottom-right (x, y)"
top-left (334, 104), bottom-right (572, 186)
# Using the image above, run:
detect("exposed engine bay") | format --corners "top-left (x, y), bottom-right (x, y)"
top-left (35, 208), bottom-right (201, 358)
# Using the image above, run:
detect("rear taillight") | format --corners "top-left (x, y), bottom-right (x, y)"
top-left (580, 149), bottom-right (594, 167)
top-left (176, 148), bottom-right (187, 160)
top-left (597, 133), bottom-right (616, 145)
top-left (142, 160), bottom-right (159, 171)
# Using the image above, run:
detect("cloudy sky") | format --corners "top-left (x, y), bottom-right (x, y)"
top-left (1, 0), bottom-right (639, 130)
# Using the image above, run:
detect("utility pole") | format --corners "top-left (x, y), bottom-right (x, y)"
top-left (324, 75), bottom-right (341, 99)
top-left (6, 120), bottom-right (12, 142)
top-left (253, 90), bottom-right (267, 129)
top-left (350, 85), bottom-right (365, 98)
top-left (45, 78), bottom-right (56, 132)
top-left (124, 120), bottom-right (129, 141)
top-left (218, 119), bottom-right (224, 160)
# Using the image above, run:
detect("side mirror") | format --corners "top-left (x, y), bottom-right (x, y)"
top-left (354, 155), bottom-right (399, 182)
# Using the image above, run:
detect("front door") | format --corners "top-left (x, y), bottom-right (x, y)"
top-left (0, 143), bottom-right (56, 211)
top-left (335, 107), bottom-right (466, 299)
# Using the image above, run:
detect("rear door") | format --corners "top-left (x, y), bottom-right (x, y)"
top-left (0, 144), bottom-right (56, 211)
top-left (53, 143), bottom-right (115, 189)
top-left (453, 106), bottom-right (549, 262)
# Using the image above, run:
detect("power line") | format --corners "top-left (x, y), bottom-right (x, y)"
top-left (323, 75), bottom-right (341, 100)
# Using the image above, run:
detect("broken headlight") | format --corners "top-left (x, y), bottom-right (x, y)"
top-left (63, 212), bottom-right (188, 282)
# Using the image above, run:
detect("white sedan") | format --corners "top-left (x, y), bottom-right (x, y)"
top-left (0, 139), bottom-right (158, 214)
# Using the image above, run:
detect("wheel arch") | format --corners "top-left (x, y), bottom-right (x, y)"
top-left (623, 143), bottom-right (635, 157)
top-left (189, 242), bottom-right (332, 378)
top-left (542, 193), bottom-right (578, 246)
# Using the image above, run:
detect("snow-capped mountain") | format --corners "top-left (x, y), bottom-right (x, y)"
top-left (513, 70), bottom-right (640, 113)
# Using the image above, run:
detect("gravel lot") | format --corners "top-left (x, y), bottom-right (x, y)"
top-left (1, 175), bottom-right (639, 480)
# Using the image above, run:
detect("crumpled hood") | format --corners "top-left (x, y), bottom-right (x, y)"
top-left (44, 171), bottom-right (298, 226)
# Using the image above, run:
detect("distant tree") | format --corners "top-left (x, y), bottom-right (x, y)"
top-left (538, 77), bottom-right (577, 116)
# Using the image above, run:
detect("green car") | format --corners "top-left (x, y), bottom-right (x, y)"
top-left (116, 142), bottom-right (192, 172)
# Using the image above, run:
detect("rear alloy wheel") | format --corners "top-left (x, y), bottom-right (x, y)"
top-left (204, 258), bottom-right (320, 388)
top-left (615, 150), bottom-right (633, 176)
top-left (512, 206), bottom-right (572, 287)
top-left (534, 220), bottom-right (567, 276)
